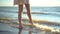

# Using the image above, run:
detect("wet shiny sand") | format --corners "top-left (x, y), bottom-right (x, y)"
top-left (0, 23), bottom-right (60, 34)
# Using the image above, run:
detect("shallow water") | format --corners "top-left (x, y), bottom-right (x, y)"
top-left (0, 6), bottom-right (60, 22)
top-left (0, 20), bottom-right (60, 34)
top-left (0, 6), bottom-right (60, 34)
top-left (14, 24), bottom-right (60, 34)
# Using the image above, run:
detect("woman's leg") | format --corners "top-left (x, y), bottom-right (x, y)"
top-left (25, 4), bottom-right (33, 24)
top-left (18, 4), bottom-right (23, 29)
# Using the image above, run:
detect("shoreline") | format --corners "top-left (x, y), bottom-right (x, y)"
top-left (0, 18), bottom-right (60, 25)
top-left (0, 18), bottom-right (60, 34)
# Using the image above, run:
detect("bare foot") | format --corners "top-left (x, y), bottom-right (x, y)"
top-left (19, 25), bottom-right (23, 29)
top-left (18, 22), bottom-right (23, 29)
top-left (29, 21), bottom-right (33, 25)
top-left (29, 22), bottom-right (34, 28)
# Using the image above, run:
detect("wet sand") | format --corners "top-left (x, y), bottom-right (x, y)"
top-left (0, 23), bottom-right (60, 34)
top-left (0, 18), bottom-right (60, 34)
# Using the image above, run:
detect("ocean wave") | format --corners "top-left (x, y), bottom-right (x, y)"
top-left (0, 11), bottom-right (60, 15)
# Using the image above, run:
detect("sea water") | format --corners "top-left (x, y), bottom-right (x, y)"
top-left (0, 6), bottom-right (60, 33)
top-left (0, 6), bottom-right (60, 22)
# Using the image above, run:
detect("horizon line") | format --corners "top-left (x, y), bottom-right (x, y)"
top-left (0, 6), bottom-right (60, 7)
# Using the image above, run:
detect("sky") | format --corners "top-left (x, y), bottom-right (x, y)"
top-left (0, 0), bottom-right (60, 7)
